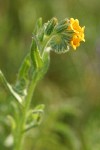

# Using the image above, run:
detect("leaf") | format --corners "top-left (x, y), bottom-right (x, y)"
top-left (33, 17), bottom-right (43, 35)
top-left (14, 55), bottom-right (31, 98)
top-left (31, 38), bottom-right (43, 70)
top-left (31, 104), bottom-right (45, 123)
top-left (23, 112), bottom-right (43, 132)
top-left (0, 70), bottom-right (22, 104)
top-left (27, 104), bottom-right (45, 123)
top-left (23, 104), bottom-right (45, 132)
top-left (17, 54), bottom-right (31, 80)
top-left (33, 18), bottom-right (44, 42)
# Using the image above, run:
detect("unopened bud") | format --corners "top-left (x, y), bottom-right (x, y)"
top-left (55, 18), bottom-right (69, 33)
top-left (45, 17), bottom-right (58, 35)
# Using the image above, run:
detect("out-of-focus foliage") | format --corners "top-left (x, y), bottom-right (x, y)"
top-left (0, 0), bottom-right (100, 150)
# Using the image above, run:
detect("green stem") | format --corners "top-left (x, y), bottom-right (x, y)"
top-left (13, 30), bottom-right (52, 150)
top-left (41, 32), bottom-right (56, 56)
top-left (14, 71), bottom-right (39, 150)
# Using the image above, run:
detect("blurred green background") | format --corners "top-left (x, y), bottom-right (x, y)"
top-left (0, 0), bottom-right (100, 150)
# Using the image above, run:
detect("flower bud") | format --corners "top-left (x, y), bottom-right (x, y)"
top-left (45, 17), bottom-right (58, 35)
top-left (54, 18), bottom-right (69, 33)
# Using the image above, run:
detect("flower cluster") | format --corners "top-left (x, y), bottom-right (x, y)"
top-left (33, 17), bottom-right (85, 54)
top-left (68, 18), bottom-right (85, 50)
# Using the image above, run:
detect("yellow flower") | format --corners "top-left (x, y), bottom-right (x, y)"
top-left (68, 18), bottom-right (85, 50)
top-left (70, 35), bottom-right (81, 50)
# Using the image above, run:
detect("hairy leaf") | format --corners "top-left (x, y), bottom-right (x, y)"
top-left (0, 70), bottom-right (22, 104)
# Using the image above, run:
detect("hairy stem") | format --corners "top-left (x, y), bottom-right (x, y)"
top-left (13, 30), bottom-right (51, 150)
top-left (14, 71), bottom-right (39, 150)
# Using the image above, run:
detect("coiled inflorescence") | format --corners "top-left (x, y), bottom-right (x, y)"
top-left (33, 17), bottom-right (85, 54)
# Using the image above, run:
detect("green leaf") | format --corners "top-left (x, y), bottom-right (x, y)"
top-left (17, 54), bottom-right (31, 80)
top-left (23, 104), bottom-right (45, 132)
top-left (31, 104), bottom-right (45, 123)
top-left (14, 55), bottom-right (31, 99)
top-left (31, 38), bottom-right (43, 70)
top-left (28, 104), bottom-right (45, 118)
top-left (33, 18), bottom-right (44, 42)
top-left (33, 17), bottom-right (43, 35)
top-left (0, 70), bottom-right (22, 104)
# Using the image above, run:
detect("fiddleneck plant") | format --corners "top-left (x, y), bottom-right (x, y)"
top-left (0, 17), bottom-right (85, 150)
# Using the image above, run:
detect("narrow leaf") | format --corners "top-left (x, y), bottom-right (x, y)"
top-left (17, 54), bottom-right (31, 80)
top-left (33, 17), bottom-right (42, 35)
top-left (0, 70), bottom-right (22, 104)
top-left (14, 55), bottom-right (31, 98)
top-left (31, 39), bottom-right (43, 70)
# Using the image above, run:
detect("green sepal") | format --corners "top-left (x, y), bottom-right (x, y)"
top-left (55, 24), bottom-right (68, 33)
top-left (54, 18), bottom-right (69, 33)
top-left (45, 17), bottom-right (58, 35)
top-left (50, 34), bottom-right (70, 53)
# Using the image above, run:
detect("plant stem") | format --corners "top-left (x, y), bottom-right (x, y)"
top-left (13, 28), bottom-right (52, 150)
top-left (14, 71), bottom-right (39, 150)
